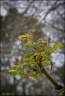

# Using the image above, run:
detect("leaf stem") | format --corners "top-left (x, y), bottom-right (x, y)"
top-left (38, 63), bottom-right (64, 90)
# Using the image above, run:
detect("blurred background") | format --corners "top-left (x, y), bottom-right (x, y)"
top-left (0, 0), bottom-right (65, 96)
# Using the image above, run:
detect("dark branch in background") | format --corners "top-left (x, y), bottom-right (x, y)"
top-left (28, 1), bottom-right (65, 32)
top-left (43, 1), bottom-right (65, 20)
top-left (46, 22), bottom-right (64, 32)
top-left (57, 10), bottom-right (65, 21)
top-left (22, 1), bottom-right (33, 15)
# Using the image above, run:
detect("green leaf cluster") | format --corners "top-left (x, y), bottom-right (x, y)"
top-left (52, 43), bottom-right (64, 51)
top-left (2, 29), bottom-right (64, 79)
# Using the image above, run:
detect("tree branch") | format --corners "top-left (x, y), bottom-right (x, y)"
top-left (22, 1), bottom-right (33, 15)
top-left (46, 22), bottom-right (64, 32)
top-left (43, 2), bottom-right (65, 20)
top-left (38, 62), bottom-right (64, 90)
